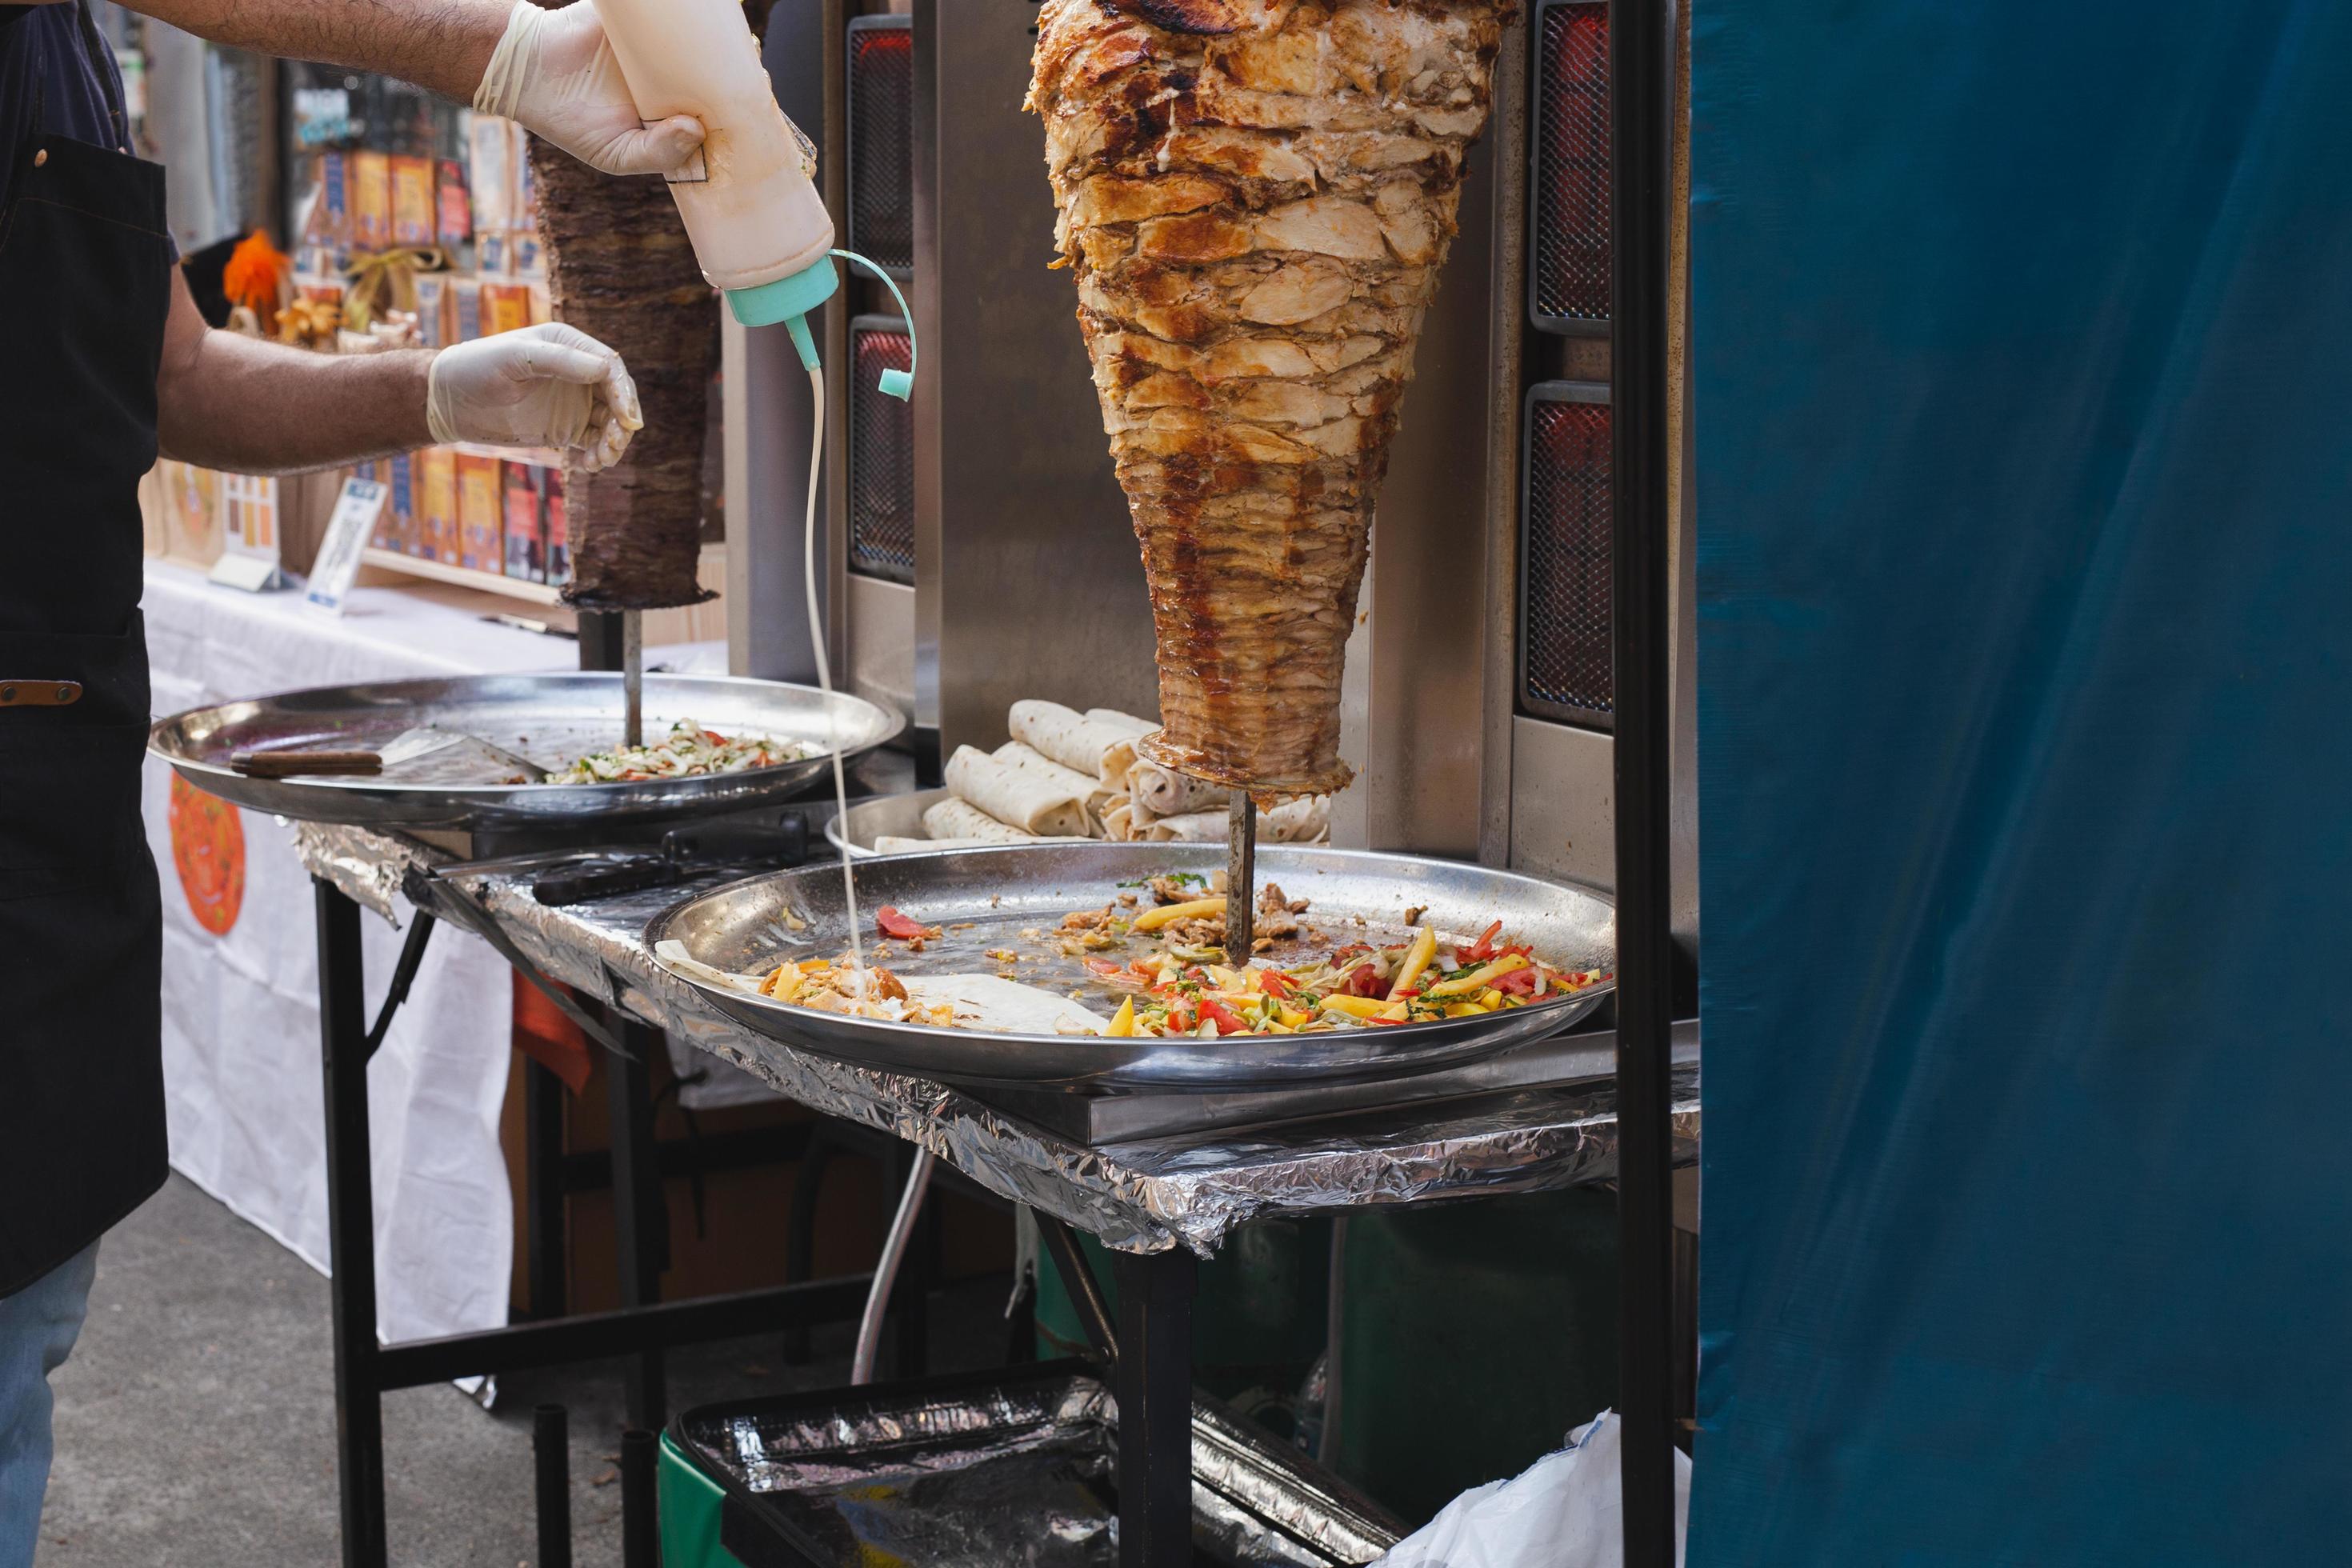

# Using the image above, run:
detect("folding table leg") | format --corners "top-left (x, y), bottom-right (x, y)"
top-left (1111, 1248), bottom-right (1197, 1568)
top-left (315, 881), bottom-right (387, 1568)
top-left (525, 1057), bottom-right (568, 1321)
top-left (607, 1016), bottom-right (668, 1429)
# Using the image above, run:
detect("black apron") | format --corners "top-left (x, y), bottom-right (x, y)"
top-left (0, 3), bottom-right (172, 1298)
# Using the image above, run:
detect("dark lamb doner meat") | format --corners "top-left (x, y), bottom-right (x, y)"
top-left (1027, 0), bottom-right (1510, 793)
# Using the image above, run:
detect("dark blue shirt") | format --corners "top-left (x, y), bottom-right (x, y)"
top-left (0, 2), bottom-right (130, 157)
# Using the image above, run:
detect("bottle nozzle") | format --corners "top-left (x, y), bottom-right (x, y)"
top-left (877, 367), bottom-right (912, 402)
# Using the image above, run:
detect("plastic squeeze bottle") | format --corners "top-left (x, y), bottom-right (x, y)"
top-left (586, 0), bottom-right (839, 366)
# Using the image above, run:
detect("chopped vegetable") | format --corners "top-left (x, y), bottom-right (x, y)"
top-left (554, 719), bottom-right (813, 784)
top-left (875, 906), bottom-right (941, 941)
top-left (1132, 895), bottom-right (1226, 932)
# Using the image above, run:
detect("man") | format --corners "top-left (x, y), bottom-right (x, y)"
top-left (0, 2), bottom-right (703, 1558)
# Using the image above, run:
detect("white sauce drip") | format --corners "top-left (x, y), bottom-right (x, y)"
top-left (801, 365), bottom-right (868, 1000)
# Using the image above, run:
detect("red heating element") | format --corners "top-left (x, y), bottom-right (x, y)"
top-left (1522, 395), bottom-right (1613, 722)
top-left (850, 323), bottom-right (915, 585)
top-left (1533, 1), bottom-right (1610, 326)
top-left (847, 22), bottom-right (914, 274)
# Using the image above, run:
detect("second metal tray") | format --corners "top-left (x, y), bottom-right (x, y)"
top-left (647, 842), bottom-right (1614, 1090)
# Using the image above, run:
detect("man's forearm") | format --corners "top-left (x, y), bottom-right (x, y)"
top-left (125, 0), bottom-right (508, 105)
top-left (157, 329), bottom-right (434, 475)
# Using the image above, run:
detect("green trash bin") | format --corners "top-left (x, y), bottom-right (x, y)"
top-left (1326, 1187), bottom-right (1622, 1526)
top-left (1034, 1216), bottom-right (1332, 1445)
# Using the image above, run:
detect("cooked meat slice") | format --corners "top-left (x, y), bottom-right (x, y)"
top-left (1029, 0), bottom-right (1509, 791)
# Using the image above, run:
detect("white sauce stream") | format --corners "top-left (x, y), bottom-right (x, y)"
top-left (801, 365), bottom-right (868, 998)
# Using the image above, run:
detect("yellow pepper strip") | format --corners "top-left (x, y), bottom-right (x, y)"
top-left (1478, 988), bottom-right (1506, 1010)
top-left (1391, 926), bottom-right (1438, 994)
top-left (1133, 896), bottom-right (1226, 932)
top-left (1444, 1000), bottom-right (1492, 1018)
top-left (1208, 965), bottom-right (1238, 989)
top-left (1427, 953), bottom-right (1531, 998)
top-left (1105, 997), bottom-right (1137, 1037)
top-left (1378, 998), bottom-right (1410, 1020)
top-left (1275, 1006), bottom-right (1310, 1029)
top-left (1318, 994), bottom-right (1389, 1020)
top-left (1262, 1020), bottom-right (1295, 1034)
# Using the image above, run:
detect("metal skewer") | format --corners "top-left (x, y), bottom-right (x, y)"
top-left (621, 610), bottom-right (643, 749)
top-left (1225, 788), bottom-right (1256, 958)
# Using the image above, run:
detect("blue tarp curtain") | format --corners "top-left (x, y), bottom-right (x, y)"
top-left (1689, 3), bottom-right (2352, 1560)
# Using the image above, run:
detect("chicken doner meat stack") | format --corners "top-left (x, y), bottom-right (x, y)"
top-left (1029, 0), bottom-right (1510, 798)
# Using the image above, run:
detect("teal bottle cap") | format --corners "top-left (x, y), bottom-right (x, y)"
top-left (726, 257), bottom-right (839, 328)
top-left (877, 367), bottom-right (912, 402)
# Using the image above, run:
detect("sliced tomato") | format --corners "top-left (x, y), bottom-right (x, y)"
top-left (1257, 969), bottom-right (1299, 999)
top-left (874, 905), bottom-right (932, 940)
top-left (1330, 942), bottom-right (1374, 962)
top-left (703, 730), bottom-right (727, 745)
top-left (1456, 919), bottom-right (1505, 965)
top-left (1342, 963), bottom-right (1387, 999)
top-left (1197, 996), bottom-right (1250, 1036)
top-left (1166, 1004), bottom-right (1194, 1034)
top-left (1082, 957), bottom-right (1127, 978)
top-left (1491, 966), bottom-right (1542, 996)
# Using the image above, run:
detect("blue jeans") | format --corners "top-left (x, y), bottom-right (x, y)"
top-left (0, 1246), bottom-right (96, 1568)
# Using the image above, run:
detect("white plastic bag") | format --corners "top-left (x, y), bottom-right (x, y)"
top-left (1371, 1410), bottom-right (1690, 1568)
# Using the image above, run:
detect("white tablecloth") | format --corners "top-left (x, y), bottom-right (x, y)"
top-left (141, 562), bottom-right (571, 1350)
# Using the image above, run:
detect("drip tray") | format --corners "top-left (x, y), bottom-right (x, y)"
top-left (971, 1018), bottom-right (1698, 1146)
top-left (665, 1362), bottom-right (1404, 1568)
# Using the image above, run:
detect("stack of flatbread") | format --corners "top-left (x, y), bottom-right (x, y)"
top-left (872, 698), bottom-right (1332, 853)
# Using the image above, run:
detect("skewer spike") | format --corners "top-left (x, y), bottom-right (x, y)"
top-left (1226, 789), bottom-right (1256, 959)
top-left (621, 610), bottom-right (644, 749)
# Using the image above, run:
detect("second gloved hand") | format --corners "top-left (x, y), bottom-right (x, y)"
top-left (426, 323), bottom-right (642, 472)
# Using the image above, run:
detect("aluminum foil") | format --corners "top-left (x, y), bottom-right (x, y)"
top-left (675, 1367), bottom-right (1401, 1566)
top-left (292, 823), bottom-right (1701, 1255)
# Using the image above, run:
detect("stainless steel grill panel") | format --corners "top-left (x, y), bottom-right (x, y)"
top-left (1520, 382), bottom-right (1614, 726)
top-left (846, 16), bottom-right (914, 276)
top-left (1530, 0), bottom-right (1611, 332)
top-left (849, 317), bottom-right (916, 586)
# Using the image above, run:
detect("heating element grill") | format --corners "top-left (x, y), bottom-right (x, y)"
top-left (1530, 0), bottom-right (1611, 331)
top-left (849, 317), bottom-right (916, 585)
top-left (846, 16), bottom-right (914, 277)
top-left (1519, 382), bottom-right (1614, 726)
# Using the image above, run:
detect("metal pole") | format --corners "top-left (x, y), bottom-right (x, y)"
top-left (1224, 790), bottom-right (1256, 957)
top-left (525, 1059), bottom-right (567, 1320)
top-left (314, 880), bottom-right (387, 1568)
top-left (621, 610), bottom-right (644, 748)
top-left (607, 1016), bottom-right (668, 1430)
top-left (533, 1403), bottom-right (571, 1568)
top-left (1112, 1249), bottom-right (1196, 1568)
top-left (1610, 0), bottom-right (1678, 1558)
top-left (850, 1147), bottom-right (935, 1383)
top-left (619, 1429), bottom-right (659, 1568)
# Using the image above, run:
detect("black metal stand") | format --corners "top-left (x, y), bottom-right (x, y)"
top-left (311, 878), bottom-right (873, 1568)
top-left (1610, 0), bottom-right (1679, 1559)
top-left (1111, 1249), bottom-right (1198, 1568)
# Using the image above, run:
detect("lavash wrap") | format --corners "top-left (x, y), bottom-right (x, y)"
top-left (943, 746), bottom-right (1094, 838)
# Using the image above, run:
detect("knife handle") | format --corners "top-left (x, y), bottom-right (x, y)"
top-left (531, 858), bottom-right (681, 908)
top-left (662, 818), bottom-right (808, 865)
top-left (231, 749), bottom-right (384, 778)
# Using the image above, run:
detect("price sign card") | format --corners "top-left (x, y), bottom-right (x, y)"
top-left (306, 477), bottom-right (387, 614)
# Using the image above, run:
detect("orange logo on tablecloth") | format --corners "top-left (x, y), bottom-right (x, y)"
top-left (168, 774), bottom-right (246, 937)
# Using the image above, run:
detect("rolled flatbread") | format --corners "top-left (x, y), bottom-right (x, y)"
top-left (1130, 759), bottom-right (1226, 818)
top-left (1086, 708), bottom-right (1156, 737)
top-left (874, 833), bottom-right (1091, 854)
top-left (1101, 798), bottom-right (1136, 842)
top-left (1141, 798), bottom-right (1332, 845)
top-left (1263, 794), bottom-right (1330, 844)
top-left (1010, 699), bottom-right (1143, 783)
top-left (944, 745), bottom-right (1093, 838)
top-left (922, 796), bottom-right (1036, 844)
top-left (994, 741), bottom-right (1114, 826)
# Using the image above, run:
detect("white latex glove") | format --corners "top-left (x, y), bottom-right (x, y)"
top-left (474, 0), bottom-right (704, 177)
top-left (426, 323), bottom-right (644, 472)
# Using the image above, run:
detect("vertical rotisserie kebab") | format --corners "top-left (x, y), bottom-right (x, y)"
top-left (1029, 0), bottom-right (1511, 794)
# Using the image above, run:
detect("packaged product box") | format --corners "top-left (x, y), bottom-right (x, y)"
top-left (434, 158), bottom-right (471, 247)
top-left (305, 151), bottom-right (350, 246)
top-left (543, 467), bottom-right (569, 586)
top-left (350, 151), bottom-right (391, 250)
top-left (510, 230), bottom-right (544, 280)
top-left (503, 463), bottom-right (546, 582)
top-left (526, 282), bottom-right (551, 326)
top-left (482, 282), bottom-right (533, 338)
top-left (468, 114), bottom-right (513, 234)
top-left (418, 447), bottom-right (458, 562)
top-left (450, 277), bottom-right (483, 342)
top-left (386, 453), bottom-right (417, 554)
top-left (456, 453), bottom-right (503, 573)
top-left (476, 229), bottom-right (510, 277)
top-left (390, 156), bottom-right (434, 246)
top-left (411, 274), bottom-right (450, 349)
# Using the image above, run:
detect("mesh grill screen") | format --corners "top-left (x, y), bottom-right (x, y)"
top-left (1533, 2), bottom-right (1610, 325)
top-left (850, 326), bottom-right (916, 585)
top-left (848, 26), bottom-right (914, 273)
top-left (1522, 397), bottom-right (1613, 720)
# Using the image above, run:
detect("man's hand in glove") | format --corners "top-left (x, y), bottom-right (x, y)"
top-left (473, 0), bottom-right (704, 177)
top-left (426, 324), bottom-right (644, 473)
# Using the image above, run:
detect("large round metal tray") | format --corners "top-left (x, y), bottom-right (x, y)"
top-left (150, 673), bottom-right (903, 829)
top-left (648, 843), bottom-right (1614, 1090)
